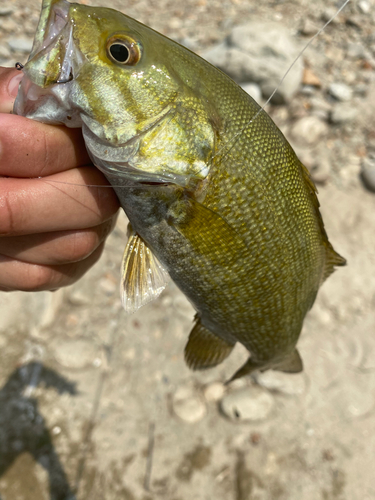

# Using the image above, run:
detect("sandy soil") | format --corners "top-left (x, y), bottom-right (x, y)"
top-left (0, 0), bottom-right (374, 499)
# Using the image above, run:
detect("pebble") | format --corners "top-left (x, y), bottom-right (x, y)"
top-left (0, 7), bottom-right (14, 16)
top-left (203, 382), bottom-right (225, 402)
top-left (321, 8), bottom-right (340, 24)
top-left (254, 371), bottom-right (307, 396)
top-left (0, 45), bottom-right (11, 60)
top-left (310, 156), bottom-right (331, 184)
top-left (299, 18), bottom-right (319, 36)
top-left (172, 385), bottom-right (207, 423)
top-left (330, 103), bottom-right (358, 124)
top-left (51, 338), bottom-right (98, 369)
top-left (291, 116), bottom-right (329, 147)
top-left (347, 42), bottom-right (367, 60)
top-left (358, 0), bottom-right (371, 14)
top-left (328, 82), bottom-right (353, 102)
top-left (220, 385), bottom-right (274, 422)
top-left (240, 82), bottom-right (262, 103)
top-left (302, 68), bottom-right (321, 87)
top-left (8, 37), bottom-right (33, 53)
top-left (361, 158), bottom-right (375, 192)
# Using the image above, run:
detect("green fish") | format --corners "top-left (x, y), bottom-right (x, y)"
top-left (14, 0), bottom-right (346, 380)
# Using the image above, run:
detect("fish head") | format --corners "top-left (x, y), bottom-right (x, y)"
top-left (15, 0), bottom-right (215, 185)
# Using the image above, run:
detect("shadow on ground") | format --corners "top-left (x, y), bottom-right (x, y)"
top-left (0, 362), bottom-right (77, 500)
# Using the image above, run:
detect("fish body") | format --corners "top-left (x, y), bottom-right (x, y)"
top-left (14, 0), bottom-right (346, 378)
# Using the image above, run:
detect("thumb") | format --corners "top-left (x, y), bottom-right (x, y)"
top-left (0, 67), bottom-right (24, 114)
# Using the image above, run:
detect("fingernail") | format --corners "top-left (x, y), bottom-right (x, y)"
top-left (8, 73), bottom-right (23, 98)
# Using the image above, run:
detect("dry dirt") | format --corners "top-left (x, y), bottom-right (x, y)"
top-left (0, 0), bottom-right (375, 499)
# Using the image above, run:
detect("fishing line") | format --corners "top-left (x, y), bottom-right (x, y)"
top-left (30, 0), bottom-right (350, 191)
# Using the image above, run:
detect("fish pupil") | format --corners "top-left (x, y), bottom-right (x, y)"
top-left (109, 43), bottom-right (129, 63)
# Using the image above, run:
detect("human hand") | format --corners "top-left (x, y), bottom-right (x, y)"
top-left (0, 67), bottom-right (120, 291)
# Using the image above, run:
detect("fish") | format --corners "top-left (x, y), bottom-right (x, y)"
top-left (14, 0), bottom-right (346, 380)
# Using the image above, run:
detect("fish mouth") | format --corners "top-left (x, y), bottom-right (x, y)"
top-left (14, 0), bottom-right (84, 126)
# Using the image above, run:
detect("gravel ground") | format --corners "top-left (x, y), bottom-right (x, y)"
top-left (0, 0), bottom-right (375, 499)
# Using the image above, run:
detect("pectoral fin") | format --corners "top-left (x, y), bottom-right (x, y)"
top-left (185, 318), bottom-right (235, 370)
top-left (120, 225), bottom-right (169, 313)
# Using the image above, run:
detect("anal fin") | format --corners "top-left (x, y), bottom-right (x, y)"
top-left (185, 319), bottom-right (235, 370)
top-left (121, 225), bottom-right (169, 313)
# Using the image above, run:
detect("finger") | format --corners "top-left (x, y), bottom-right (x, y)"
top-left (0, 67), bottom-right (23, 113)
top-left (0, 242), bottom-right (105, 292)
top-left (0, 114), bottom-right (90, 177)
top-left (0, 216), bottom-right (117, 265)
top-left (0, 166), bottom-right (120, 237)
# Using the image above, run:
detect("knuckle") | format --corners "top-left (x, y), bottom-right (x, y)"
top-left (25, 264), bottom-right (57, 291)
top-left (66, 231), bottom-right (100, 263)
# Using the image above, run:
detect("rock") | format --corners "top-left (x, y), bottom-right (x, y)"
top-left (302, 68), bottom-right (321, 87)
top-left (203, 382), bottom-right (225, 402)
top-left (358, 0), bottom-right (371, 14)
top-left (347, 42), bottom-right (367, 59)
top-left (0, 7), bottom-right (14, 16)
top-left (290, 116), bottom-right (329, 147)
top-left (202, 22), bottom-right (303, 104)
top-left (299, 18), bottom-right (319, 36)
top-left (310, 156), bottom-right (331, 184)
top-left (321, 8), bottom-right (341, 24)
top-left (240, 82), bottom-right (262, 103)
top-left (330, 103), bottom-right (358, 124)
top-left (220, 385), bottom-right (274, 422)
top-left (328, 82), bottom-right (353, 102)
top-left (361, 158), bottom-right (375, 192)
top-left (254, 371), bottom-right (307, 396)
top-left (172, 385), bottom-right (207, 423)
top-left (8, 37), bottom-right (33, 53)
top-left (310, 96), bottom-right (333, 121)
top-left (51, 338), bottom-right (99, 369)
top-left (0, 45), bottom-right (11, 60)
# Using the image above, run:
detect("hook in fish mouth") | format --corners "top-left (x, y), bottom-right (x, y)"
top-left (15, 62), bottom-right (24, 70)
top-left (56, 69), bottom-right (73, 84)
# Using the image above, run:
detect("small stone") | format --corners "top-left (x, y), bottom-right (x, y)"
top-left (99, 275), bottom-right (116, 295)
top-left (240, 82), bottom-right (262, 103)
top-left (358, 0), bottom-right (371, 14)
top-left (0, 7), bottom-right (14, 15)
top-left (255, 370), bottom-right (307, 396)
top-left (347, 42), bottom-right (367, 59)
top-left (68, 289), bottom-right (91, 306)
top-left (361, 158), bottom-right (375, 192)
top-left (321, 8), bottom-right (340, 24)
top-left (8, 37), bottom-right (33, 53)
top-left (328, 82), bottom-right (353, 102)
top-left (0, 45), bottom-right (11, 59)
top-left (330, 103), bottom-right (358, 124)
top-left (52, 338), bottom-right (98, 369)
top-left (299, 18), bottom-right (319, 36)
top-left (302, 68), bottom-right (321, 87)
top-left (220, 385), bottom-right (274, 422)
top-left (291, 116), bottom-right (329, 147)
top-left (204, 382), bottom-right (225, 402)
top-left (310, 157), bottom-right (331, 184)
top-left (172, 385), bottom-right (206, 423)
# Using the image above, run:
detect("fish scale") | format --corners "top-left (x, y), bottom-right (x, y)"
top-left (14, 0), bottom-right (346, 379)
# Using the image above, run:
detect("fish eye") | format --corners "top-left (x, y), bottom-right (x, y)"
top-left (106, 37), bottom-right (141, 65)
